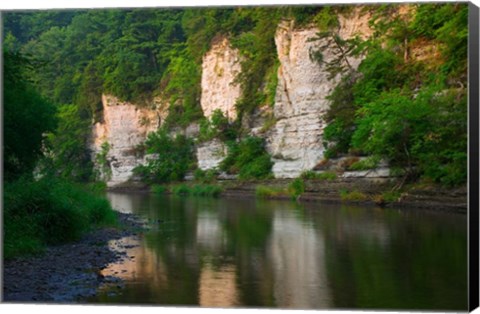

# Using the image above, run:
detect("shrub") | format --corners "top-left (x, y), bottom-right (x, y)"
top-left (300, 171), bottom-right (318, 180)
top-left (317, 171), bottom-right (338, 181)
top-left (220, 136), bottom-right (273, 180)
top-left (4, 177), bottom-right (116, 259)
top-left (95, 141), bottom-right (112, 181)
top-left (151, 184), bottom-right (167, 194)
top-left (171, 184), bottom-right (191, 195)
top-left (339, 190), bottom-right (368, 201)
top-left (348, 156), bottom-right (380, 171)
top-left (194, 168), bottom-right (218, 183)
top-left (133, 129), bottom-right (195, 184)
top-left (255, 185), bottom-right (287, 199)
top-left (288, 178), bottom-right (305, 200)
top-left (300, 170), bottom-right (337, 181)
top-left (191, 184), bottom-right (223, 197)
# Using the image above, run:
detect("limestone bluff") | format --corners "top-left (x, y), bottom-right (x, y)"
top-left (90, 8), bottom-right (374, 186)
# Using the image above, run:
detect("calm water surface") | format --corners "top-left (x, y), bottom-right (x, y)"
top-left (89, 192), bottom-right (467, 310)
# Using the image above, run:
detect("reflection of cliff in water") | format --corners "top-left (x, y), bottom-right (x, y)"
top-left (267, 210), bottom-right (331, 308)
top-left (97, 193), bottom-right (466, 310)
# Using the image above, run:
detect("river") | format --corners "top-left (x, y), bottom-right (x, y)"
top-left (88, 192), bottom-right (467, 310)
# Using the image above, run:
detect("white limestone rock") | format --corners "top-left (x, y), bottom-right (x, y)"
top-left (267, 9), bottom-right (372, 178)
top-left (90, 94), bottom-right (162, 186)
top-left (200, 37), bottom-right (242, 121)
top-left (196, 139), bottom-right (228, 171)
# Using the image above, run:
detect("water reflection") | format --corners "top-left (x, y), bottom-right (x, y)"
top-left (90, 192), bottom-right (467, 310)
top-left (268, 210), bottom-right (330, 308)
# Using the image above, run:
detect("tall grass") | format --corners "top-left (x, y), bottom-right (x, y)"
top-left (151, 184), bottom-right (167, 194)
top-left (255, 185), bottom-right (287, 199)
top-left (4, 177), bottom-right (116, 259)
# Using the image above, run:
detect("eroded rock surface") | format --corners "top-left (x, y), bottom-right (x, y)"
top-left (267, 10), bottom-right (372, 178)
top-left (196, 139), bottom-right (228, 171)
top-left (91, 95), bottom-right (161, 186)
top-left (200, 37), bottom-right (242, 121)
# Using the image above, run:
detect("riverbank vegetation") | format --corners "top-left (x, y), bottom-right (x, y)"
top-left (319, 4), bottom-right (467, 187)
top-left (150, 183), bottom-right (223, 197)
top-left (3, 50), bottom-right (117, 259)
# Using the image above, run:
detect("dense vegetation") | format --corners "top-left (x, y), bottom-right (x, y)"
top-left (318, 4), bottom-right (468, 186)
top-left (220, 137), bottom-right (274, 180)
top-left (3, 50), bottom-right (116, 259)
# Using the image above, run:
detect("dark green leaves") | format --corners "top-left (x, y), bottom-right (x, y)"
top-left (133, 129), bottom-right (195, 183)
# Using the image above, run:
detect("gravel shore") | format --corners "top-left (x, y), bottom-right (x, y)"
top-left (2, 212), bottom-right (147, 303)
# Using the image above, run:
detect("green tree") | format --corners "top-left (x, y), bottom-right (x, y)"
top-left (3, 50), bottom-right (57, 180)
top-left (44, 104), bottom-right (94, 182)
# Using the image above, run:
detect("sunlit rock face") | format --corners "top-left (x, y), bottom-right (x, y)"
top-left (91, 94), bottom-right (162, 186)
top-left (200, 37), bottom-right (242, 121)
top-left (196, 37), bottom-right (241, 170)
top-left (267, 9), bottom-right (372, 178)
top-left (196, 139), bottom-right (227, 171)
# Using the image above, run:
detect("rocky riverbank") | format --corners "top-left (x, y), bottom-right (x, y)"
top-left (2, 212), bottom-right (148, 303)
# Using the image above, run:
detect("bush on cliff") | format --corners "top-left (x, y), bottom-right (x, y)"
top-left (220, 136), bottom-right (273, 180)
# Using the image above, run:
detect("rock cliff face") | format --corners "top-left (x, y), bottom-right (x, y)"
top-left (196, 139), bottom-right (227, 171)
top-left (200, 37), bottom-right (241, 121)
top-left (91, 10), bottom-right (374, 184)
top-left (267, 10), bottom-right (372, 178)
top-left (91, 95), bottom-right (160, 186)
top-left (196, 37), bottom-right (240, 170)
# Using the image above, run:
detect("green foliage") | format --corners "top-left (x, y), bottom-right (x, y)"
top-left (151, 184), bottom-right (167, 194)
top-left (193, 168), bottom-right (218, 183)
top-left (322, 75), bottom-right (357, 157)
top-left (133, 129), bottom-right (195, 183)
top-left (411, 3), bottom-right (468, 78)
top-left (288, 178), bottom-right (305, 200)
top-left (161, 45), bottom-right (203, 127)
top-left (220, 137), bottom-right (273, 180)
top-left (300, 170), bottom-right (337, 181)
top-left (4, 177), bottom-right (116, 259)
top-left (382, 191), bottom-right (401, 203)
top-left (198, 109), bottom-right (237, 142)
top-left (171, 184), bottom-right (191, 195)
top-left (232, 8), bottom-right (281, 117)
top-left (95, 141), bottom-right (112, 181)
top-left (321, 3), bottom-right (467, 186)
top-left (43, 104), bottom-right (95, 182)
top-left (255, 185), bottom-right (287, 199)
top-left (348, 156), bottom-right (380, 171)
top-left (340, 190), bottom-right (368, 202)
top-left (313, 6), bottom-right (340, 31)
top-left (191, 184), bottom-right (223, 197)
top-left (351, 86), bottom-right (467, 185)
top-left (319, 171), bottom-right (338, 181)
top-left (3, 51), bottom-right (57, 180)
top-left (171, 184), bottom-right (223, 197)
top-left (300, 171), bottom-right (318, 180)
top-left (85, 181), bottom-right (108, 194)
